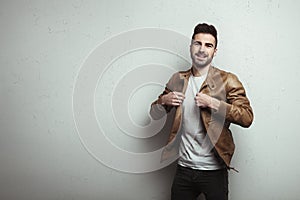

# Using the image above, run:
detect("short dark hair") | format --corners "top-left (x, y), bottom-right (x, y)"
top-left (192, 23), bottom-right (218, 48)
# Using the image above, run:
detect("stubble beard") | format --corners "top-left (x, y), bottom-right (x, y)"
top-left (191, 53), bottom-right (213, 69)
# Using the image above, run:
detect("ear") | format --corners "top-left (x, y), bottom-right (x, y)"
top-left (213, 48), bottom-right (218, 57)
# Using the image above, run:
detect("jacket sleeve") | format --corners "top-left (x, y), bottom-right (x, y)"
top-left (215, 73), bottom-right (254, 128)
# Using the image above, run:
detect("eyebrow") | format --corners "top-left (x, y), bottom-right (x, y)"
top-left (193, 41), bottom-right (215, 47)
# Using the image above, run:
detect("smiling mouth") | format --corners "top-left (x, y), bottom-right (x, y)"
top-left (195, 54), bottom-right (207, 60)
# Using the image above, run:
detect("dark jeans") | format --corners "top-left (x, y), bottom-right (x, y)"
top-left (171, 165), bottom-right (228, 200)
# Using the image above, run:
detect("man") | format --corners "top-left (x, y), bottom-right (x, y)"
top-left (150, 23), bottom-right (253, 200)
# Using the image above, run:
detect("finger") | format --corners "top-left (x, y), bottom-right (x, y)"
top-left (173, 91), bottom-right (185, 98)
top-left (194, 96), bottom-right (201, 101)
top-left (170, 92), bottom-right (184, 100)
top-left (196, 102), bottom-right (204, 107)
top-left (172, 98), bottom-right (183, 104)
top-left (171, 101), bottom-right (180, 106)
top-left (195, 98), bottom-right (204, 107)
top-left (174, 95), bottom-right (185, 102)
top-left (175, 96), bottom-right (185, 101)
top-left (196, 92), bottom-right (204, 97)
top-left (171, 98), bottom-right (184, 106)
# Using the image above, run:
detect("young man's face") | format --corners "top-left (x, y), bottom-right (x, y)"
top-left (190, 33), bottom-right (217, 69)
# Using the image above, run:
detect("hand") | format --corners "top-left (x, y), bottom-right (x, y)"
top-left (161, 91), bottom-right (185, 106)
top-left (195, 93), bottom-right (220, 110)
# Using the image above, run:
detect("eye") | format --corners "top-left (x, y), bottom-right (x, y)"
top-left (193, 42), bottom-right (201, 46)
top-left (206, 44), bottom-right (214, 48)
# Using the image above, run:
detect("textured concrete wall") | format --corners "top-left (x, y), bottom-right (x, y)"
top-left (1, 0), bottom-right (300, 199)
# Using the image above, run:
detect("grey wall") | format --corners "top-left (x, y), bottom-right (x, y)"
top-left (1, 0), bottom-right (300, 199)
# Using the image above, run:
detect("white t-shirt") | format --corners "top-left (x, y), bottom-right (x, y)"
top-left (178, 74), bottom-right (225, 170)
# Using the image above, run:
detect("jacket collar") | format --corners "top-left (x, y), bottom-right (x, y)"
top-left (179, 66), bottom-right (217, 91)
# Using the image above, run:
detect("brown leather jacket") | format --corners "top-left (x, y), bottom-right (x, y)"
top-left (150, 66), bottom-right (253, 168)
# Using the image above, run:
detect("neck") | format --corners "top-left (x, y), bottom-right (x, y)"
top-left (192, 64), bottom-right (210, 77)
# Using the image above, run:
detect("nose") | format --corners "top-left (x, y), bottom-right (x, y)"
top-left (198, 44), bottom-right (205, 52)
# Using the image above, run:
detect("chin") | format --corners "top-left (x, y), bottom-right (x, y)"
top-left (195, 61), bottom-right (207, 67)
